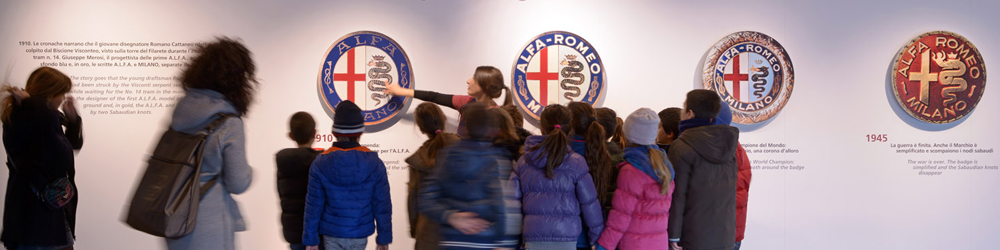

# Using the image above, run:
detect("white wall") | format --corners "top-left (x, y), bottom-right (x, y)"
top-left (0, 0), bottom-right (998, 249)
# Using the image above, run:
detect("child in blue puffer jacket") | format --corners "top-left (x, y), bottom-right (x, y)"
top-left (420, 102), bottom-right (521, 250)
top-left (512, 104), bottom-right (605, 250)
top-left (303, 101), bottom-right (391, 250)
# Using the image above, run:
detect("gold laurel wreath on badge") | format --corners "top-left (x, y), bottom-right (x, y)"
top-left (702, 31), bottom-right (795, 125)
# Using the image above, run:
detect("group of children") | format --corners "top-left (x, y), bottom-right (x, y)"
top-left (276, 88), bottom-right (751, 250)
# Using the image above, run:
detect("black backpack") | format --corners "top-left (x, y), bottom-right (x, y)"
top-left (125, 113), bottom-right (233, 238)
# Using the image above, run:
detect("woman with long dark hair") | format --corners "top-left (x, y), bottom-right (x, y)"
top-left (2, 67), bottom-right (82, 250)
top-left (165, 37), bottom-right (257, 250)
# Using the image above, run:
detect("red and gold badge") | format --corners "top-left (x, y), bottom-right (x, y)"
top-left (892, 31), bottom-right (987, 124)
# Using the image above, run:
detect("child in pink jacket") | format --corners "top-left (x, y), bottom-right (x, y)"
top-left (597, 108), bottom-right (675, 250)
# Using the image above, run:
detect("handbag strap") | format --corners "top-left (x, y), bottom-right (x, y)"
top-left (194, 113), bottom-right (234, 199)
top-left (199, 175), bottom-right (220, 198)
top-left (199, 113), bottom-right (235, 136)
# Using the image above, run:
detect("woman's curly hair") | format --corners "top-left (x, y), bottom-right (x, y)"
top-left (181, 37), bottom-right (258, 115)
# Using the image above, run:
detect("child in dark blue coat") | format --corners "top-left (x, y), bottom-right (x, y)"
top-left (420, 102), bottom-right (521, 250)
top-left (303, 101), bottom-right (391, 250)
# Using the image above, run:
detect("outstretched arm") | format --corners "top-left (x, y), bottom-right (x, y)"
top-left (385, 83), bottom-right (459, 110)
top-left (384, 81), bottom-right (414, 98)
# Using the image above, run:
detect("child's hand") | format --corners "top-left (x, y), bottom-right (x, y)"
top-left (376, 244), bottom-right (388, 250)
top-left (669, 242), bottom-right (683, 250)
top-left (306, 246), bottom-right (319, 250)
top-left (447, 212), bottom-right (489, 235)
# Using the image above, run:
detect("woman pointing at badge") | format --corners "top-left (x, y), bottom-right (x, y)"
top-left (383, 66), bottom-right (512, 134)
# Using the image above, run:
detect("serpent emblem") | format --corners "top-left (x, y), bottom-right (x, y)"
top-left (559, 55), bottom-right (585, 101)
top-left (932, 51), bottom-right (968, 107)
top-left (367, 55), bottom-right (393, 106)
top-left (750, 66), bottom-right (769, 98)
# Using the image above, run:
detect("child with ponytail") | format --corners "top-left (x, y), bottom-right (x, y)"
top-left (566, 102), bottom-right (614, 249)
top-left (593, 107), bottom-right (626, 217)
top-left (596, 108), bottom-right (675, 250)
top-left (512, 104), bottom-right (604, 250)
top-left (406, 103), bottom-right (461, 250)
top-left (596, 108), bottom-right (627, 153)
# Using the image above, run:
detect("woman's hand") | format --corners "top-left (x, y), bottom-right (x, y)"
top-left (63, 96), bottom-right (79, 121)
top-left (9, 86), bottom-right (29, 105)
top-left (383, 81), bottom-right (414, 97)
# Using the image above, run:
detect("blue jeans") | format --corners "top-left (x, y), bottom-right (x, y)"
top-left (733, 241), bottom-right (742, 250)
top-left (323, 236), bottom-right (367, 250)
top-left (525, 241), bottom-right (576, 250)
top-left (291, 243), bottom-right (326, 250)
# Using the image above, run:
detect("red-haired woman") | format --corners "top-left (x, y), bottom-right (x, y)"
top-left (2, 67), bottom-right (82, 250)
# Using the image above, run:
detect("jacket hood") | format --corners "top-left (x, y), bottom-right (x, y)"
top-left (319, 144), bottom-right (380, 185)
top-left (405, 138), bottom-right (438, 173)
top-left (713, 100), bottom-right (733, 126)
top-left (170, 88), bottom-right (239, 133)
top-left (522, 135), bottom-right (573, 170)
top-left (404, 143), bottom-right (433, 173)
top-left (623, 146), bottom-right (673, 183)
top-left (405, 133), bottom-right (460, 173)
top-left (676, 125), bottom-right (739, 164)
top-left (523, 134), bottom-right (545, 150)
top-left (405, 133), bottom-right (461, 173)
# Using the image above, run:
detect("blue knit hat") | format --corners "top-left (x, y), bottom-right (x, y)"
top-left (713, 100), bottom-right (733, 126)
top-left (332, 101), bottom-right (364, 137)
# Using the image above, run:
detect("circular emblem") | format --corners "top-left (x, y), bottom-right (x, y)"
top-left (511, 31), bottom-right (607, 120)
top-left (891, 31), bottom-right (986, 124)
top-left (318, 31), bottom-right (413, 126)
top-left (702, 31), bottom-right (794, 124)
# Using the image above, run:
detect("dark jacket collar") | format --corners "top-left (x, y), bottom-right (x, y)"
top-left (332, 141), bottom-right (361, 149)
top-left (678, 117), bottom-right (714, 135)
